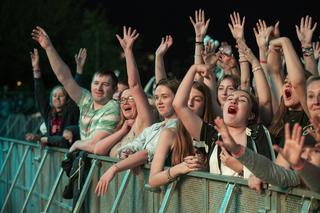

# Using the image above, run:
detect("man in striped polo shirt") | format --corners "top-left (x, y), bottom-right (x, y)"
top-left (31, 26), bottom-right (120, 153)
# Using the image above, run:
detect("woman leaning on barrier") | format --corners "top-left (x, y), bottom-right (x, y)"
top-left (25, 48), bottom-right (86, 148)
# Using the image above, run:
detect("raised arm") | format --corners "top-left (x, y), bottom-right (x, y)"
top-left (228, 12), bottom-right (250, 90)
top-left (269, 37), bottom-right (309, 116)
top-left (30, 48), bottom-right (49, 118)
top-left (189, 9), bottom-right (210, 65)
top-left (31, 26), bottom-right (81, 103)
top-left (173, 64), bottom-right (210, 140)
top-left (237, 39), bottom-right (273, 125)
top-left (266, 21), bottom-right (284, 112)
top-left (202, 43), bottom-right (222, 117)
top-left (313, 41), bottom-right (320, 74)
top-left (296, 16), bottom-right (318, 76)
top-left (116, 26), bottom-right (153, 131)
top-left (155, 35), bottom-right (173, 83)
top-left (74, 48), bottom-right (87, 84)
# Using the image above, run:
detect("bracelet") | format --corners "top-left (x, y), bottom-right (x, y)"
top-left (167, 168), bottom-right (174, 181)
top-left (239, 59), bottom-right (248, 63)
top-left (113, 164), bottom-right (120, 171)
top-left (252, 66), bottom-right (263, 73)
top-left (33, 69), bottom-right (40, 73)
top-left (302, 47), bottom-right (313, 56)
top-left (291, 159), bottom-right (305, 171)
top-left (231, 145), bottom-right (245, 158)
top-left (195, 41), bottom-right (204, 45)
top-left (194, 54), bottom-right (202, 57)
top-left (259, 60), bottom-right (267, 64)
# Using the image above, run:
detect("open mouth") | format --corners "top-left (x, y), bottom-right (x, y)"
top-left (284, 89), bottom-right (292, 98)
top-left (123, 106), bottom-right (132, 112)
top-left (227, 106), bottom-right (237, 114)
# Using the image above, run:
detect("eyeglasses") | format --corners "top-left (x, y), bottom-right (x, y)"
top-left (119, 96), bottom-right (135, 104)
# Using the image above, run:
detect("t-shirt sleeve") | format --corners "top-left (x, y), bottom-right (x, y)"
top-left (77, 88), bottom-right (91, 108)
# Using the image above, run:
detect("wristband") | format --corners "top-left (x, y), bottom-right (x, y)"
top-left (302, 47), bottom-right (313, 57)
top-left (231, 145), bottom-right (245, 158)
top-left (252, 66), bottom-right (263, 73)
top-left (167, 167), bottom-right (174, 181)
top-left (291, 159), bottom-right (305, 171)
top-left (259, 60), bottom-right (267, 64)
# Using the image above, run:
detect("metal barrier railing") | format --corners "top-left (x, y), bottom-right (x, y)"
top-left (0, 137), bottom-right (320, 213)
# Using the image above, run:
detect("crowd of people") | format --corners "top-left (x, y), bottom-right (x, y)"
top-left (24, 9), bottom-right (320, 210)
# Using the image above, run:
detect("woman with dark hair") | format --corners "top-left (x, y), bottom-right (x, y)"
top-left (173, 63), bottom-right (274, 178)
top-left (268, 36), bottom-right (318, 169)
top-left (25, 48), bottom-right (85, 148)
top-left (148, 80), bottom-right (213, 187)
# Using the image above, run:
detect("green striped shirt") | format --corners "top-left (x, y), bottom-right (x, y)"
top-left (78, 88), bottom-right (120, 140)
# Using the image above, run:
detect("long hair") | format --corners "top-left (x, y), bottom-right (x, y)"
top-left (171, 81), bottom-right (213, 165)
top-left (269, 97), bottom-right (287, 137)
top-left (192, 81), bottom-right (214, 125)
top-left (171, 120), bottom-right (195, 165)
top-left (269, 72), bottom-right (314, 137)
top-left (49, 85), bottom-right (68, 108)
top-left (114, 88), bottom-right (129, 131)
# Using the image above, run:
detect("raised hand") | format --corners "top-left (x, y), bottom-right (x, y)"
top-left (273, 123), bottom-right (305, 167)
top-left (269, 21), bottom-right (280, 40)
top-left (228, 11), bottom-right (245, 41)
top-left (295, 16), bottom-right (317, 48)
top-left (31, 26), bottom-right (52, 50)
top-left (30, 48), bottom-right (40, 71)
top-left (192, 64), bottom-right (211, 78)
top-left (202, 42), bottom-right (221, 67)
top-left (236, 39), bottom-right (259, 65)
top-left (214, 116), bottom-right (240, 153)
top-left (189, 9), bottom-right (210, 42)
top-left (312, 41), bottom-right (320, 60)
top-left (155, 35), bottom-right (173, 57)
top-left (75, 48), bottom-right (87, 73)
top-left (116, 26), bottom-right (139, 51)
top-left (253, 19), bottom-right (273, 50)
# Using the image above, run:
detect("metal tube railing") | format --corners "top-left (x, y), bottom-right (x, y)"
top-left (0, 146), bottom-right (30, 213)
top-left (1, 137), bottom-right (320, 213)
top-left (0, 143), bottom-right (14, 177)
top-left (20, 150), bottom-right (48, 213)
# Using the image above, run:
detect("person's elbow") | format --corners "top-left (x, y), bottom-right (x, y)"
top-left (172, 98), bottom-right (185, 112)
top-left (148, 176), bottom-right (160, 188)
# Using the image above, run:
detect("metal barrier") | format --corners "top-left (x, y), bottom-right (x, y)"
top-left (1, 137), bottom-right (320, 213)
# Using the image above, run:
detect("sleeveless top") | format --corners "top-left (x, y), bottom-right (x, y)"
top-left (109, 127), bottom-right (136, 158)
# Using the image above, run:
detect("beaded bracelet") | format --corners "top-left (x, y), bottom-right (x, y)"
top-left (302, 47), bottom-right (314, 57)
top-left (252, 66), bottom-right (263, 73)
top-left (167, 168), bottom-right (174, 181)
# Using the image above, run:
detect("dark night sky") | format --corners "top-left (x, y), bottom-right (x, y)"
top-left (95, 0), bottom-right (320, 80)
top-left (99, 1), bottom-right (320, 52)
